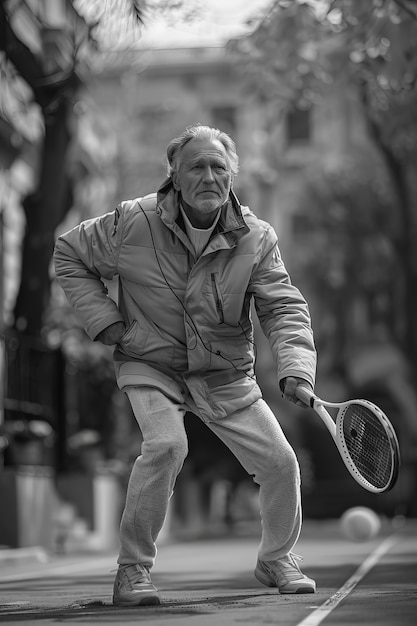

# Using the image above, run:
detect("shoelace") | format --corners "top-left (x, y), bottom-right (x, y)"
top-left (118, 564), bottom-right (151, 585)
top-left (268, 553), bottom-right (304, 582)
top-left (287, 552), bottom-right (303, 566)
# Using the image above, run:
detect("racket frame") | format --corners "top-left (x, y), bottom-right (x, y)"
top-left (295, 387), bottom-right (400, 493)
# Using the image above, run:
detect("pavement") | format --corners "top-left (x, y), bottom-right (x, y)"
top-left (0, 518), bottom-right (416, 625)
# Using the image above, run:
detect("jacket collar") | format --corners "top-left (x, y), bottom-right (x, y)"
top-left (156, 178), bottom-right (250, 246)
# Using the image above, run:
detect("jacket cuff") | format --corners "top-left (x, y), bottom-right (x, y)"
top-left (87, 314), bottom-right (125, 341)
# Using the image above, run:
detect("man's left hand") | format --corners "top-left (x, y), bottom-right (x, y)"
top-left (282, 377), bottom-right (313, 408)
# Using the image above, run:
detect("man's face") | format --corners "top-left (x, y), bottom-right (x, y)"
top-left (172, 137), bottom-right (233, 213)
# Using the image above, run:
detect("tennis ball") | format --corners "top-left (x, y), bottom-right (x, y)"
top-left (340, 507), bottom-right (381, 542)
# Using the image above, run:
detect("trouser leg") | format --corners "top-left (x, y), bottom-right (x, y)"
top-left (206, 398), bottom-right (302, 561)
top-left (118, 387), bottom-right (188, 568)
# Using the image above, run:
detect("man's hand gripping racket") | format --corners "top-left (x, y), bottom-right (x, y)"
top-left (295, 386), bottom-right (401, 494)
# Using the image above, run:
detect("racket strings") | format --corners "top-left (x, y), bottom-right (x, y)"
top-left (342, 405), bottom-right (393, 489)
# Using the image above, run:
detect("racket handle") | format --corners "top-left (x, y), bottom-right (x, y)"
top-left (295, 385), bottom-right (316, 407)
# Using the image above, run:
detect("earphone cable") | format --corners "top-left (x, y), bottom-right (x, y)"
top-left (139, 203), bottom-right (256, 381)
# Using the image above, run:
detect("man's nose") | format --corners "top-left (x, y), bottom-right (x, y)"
top-left (202, 166), bottom-right (215, 182)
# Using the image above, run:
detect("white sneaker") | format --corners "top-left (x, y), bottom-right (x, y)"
top-left (254, 553), bottom-right (316, 594)
top-left (113, 564), bottom-right (161, 606)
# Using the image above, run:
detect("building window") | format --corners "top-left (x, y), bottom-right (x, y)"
top-left (286, 106), bottom-right (311, 145)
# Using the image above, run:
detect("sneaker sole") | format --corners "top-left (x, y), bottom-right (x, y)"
top-left (279, 583), bottom-right (316, 594)
top-left (113, 594), bottom-right (161, 607)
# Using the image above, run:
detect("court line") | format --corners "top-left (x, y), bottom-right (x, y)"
top-left (296, 534), bottom-right (398, 626)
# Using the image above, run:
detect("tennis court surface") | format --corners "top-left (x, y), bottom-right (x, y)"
top-left (0, 518), bottom-right (416, 625)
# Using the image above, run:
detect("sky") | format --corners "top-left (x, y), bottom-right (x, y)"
top-left (136, 0), bottom-right (273, 49)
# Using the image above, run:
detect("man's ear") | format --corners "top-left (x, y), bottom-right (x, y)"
top-left (171, 171), bottom-right (180, 191)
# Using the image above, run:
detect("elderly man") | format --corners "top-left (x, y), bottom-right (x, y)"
top-left (54, 124), bottom-right (317, 606)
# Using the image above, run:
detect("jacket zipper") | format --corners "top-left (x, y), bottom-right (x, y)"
top-left (211, 273), bottom-right (224, 324)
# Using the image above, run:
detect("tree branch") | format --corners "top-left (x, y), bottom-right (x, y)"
top-left (0, 3), bottom-right (49, 106)
top-left (393, 0), bottom-right (417, 21)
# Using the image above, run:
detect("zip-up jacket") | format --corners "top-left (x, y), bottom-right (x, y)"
top-left (54, 178), bottom-right (316, 421)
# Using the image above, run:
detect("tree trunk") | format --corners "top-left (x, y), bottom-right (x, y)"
top-left (362, 105), bottom-right (417, 381)
top-left (13, 97), bottom-right (73, 336)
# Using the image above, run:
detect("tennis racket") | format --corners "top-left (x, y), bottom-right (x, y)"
top-left (295, 386), bottom-right (400, 493)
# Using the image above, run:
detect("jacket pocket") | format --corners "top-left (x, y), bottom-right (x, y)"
top-left (120, 320), bottom-right (138, 342)
top-left (119, 320), bottom-right (148, 357)
top-left (211, 273), bottom-right (224, 324)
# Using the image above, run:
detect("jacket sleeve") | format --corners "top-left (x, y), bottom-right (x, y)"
top-left (53, 206), bottom-right (126, 340)
top-left (250, 226), bottom-right (316, 389)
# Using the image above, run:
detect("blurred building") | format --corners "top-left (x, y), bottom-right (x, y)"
top-left (81, 40), bottom-right (373, 268)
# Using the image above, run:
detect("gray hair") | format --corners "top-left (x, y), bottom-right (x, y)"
top-left (166, 124), bottom-right (239, 177)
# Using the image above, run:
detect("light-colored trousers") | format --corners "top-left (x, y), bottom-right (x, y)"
top-left (118, 386), bottom-right (302, 568)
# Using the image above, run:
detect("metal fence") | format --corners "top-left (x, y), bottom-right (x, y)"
top-left (2, 332), bottom-right (65, 468)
